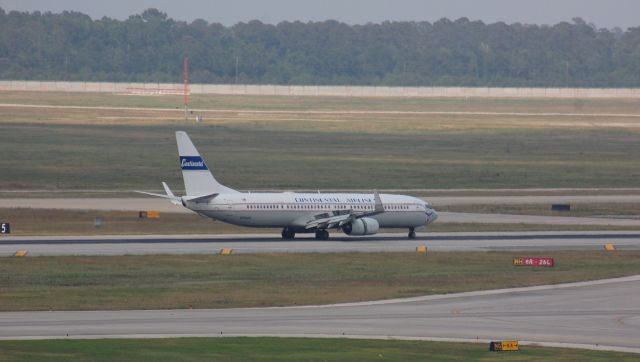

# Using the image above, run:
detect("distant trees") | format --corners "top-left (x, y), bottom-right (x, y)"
top-left (1, 7), bottom-right (640, 87)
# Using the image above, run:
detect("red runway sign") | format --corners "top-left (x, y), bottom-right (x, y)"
top-left (513, 257), bottom-right (554, 267)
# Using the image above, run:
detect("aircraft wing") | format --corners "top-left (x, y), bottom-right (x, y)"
top-left (304, 191), bottom-right (385, 230)
top-left (305, 210), bottom-right (354, 230)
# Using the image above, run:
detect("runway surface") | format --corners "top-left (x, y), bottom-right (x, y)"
top-left (2, 231), bottom-right (640, 256)
top-left (1, 275), bottom-right (639, 353)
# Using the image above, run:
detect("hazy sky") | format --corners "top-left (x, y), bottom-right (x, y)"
top-left (1, 0), bottom-right (638, 29)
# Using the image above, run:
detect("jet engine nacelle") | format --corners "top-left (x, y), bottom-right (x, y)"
top-left (342, 217), bottom-right (379, 236)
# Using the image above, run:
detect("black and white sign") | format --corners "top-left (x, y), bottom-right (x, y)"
top-left (1, 223), bottom-right (10, 234)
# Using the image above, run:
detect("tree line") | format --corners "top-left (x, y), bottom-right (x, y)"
top-left (1, 7), bottom-right (640, 87)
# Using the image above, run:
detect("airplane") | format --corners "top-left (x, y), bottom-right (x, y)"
top-left (138, 131), bottom-right (438, 240)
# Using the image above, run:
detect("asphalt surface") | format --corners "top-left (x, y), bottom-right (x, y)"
top-left (1, 275), bottom-right (639, 353)
top-left (2, 231), bottom-right (640, 256)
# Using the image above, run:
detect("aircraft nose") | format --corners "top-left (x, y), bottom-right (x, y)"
top-left (426, 208), bottom-right (438, 224)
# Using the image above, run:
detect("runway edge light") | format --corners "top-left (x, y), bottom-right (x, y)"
top-left (416, 245), bottom-right (428, 254)
top-left (220, 248), bottom-right (233, 255)
top-left (14, 250), bottom-right (28, 257)
top-left (604, 243), bottom-right (616, 251)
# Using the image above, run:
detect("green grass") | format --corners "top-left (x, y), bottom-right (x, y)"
top-left (1, 251), bottom-right (638, 311)
top-left (3, 91), bottom-right (640, 190)
top-left (0, 337), bottom-right (636, 361)
top-left (2, 122), bottom-right (640, 190)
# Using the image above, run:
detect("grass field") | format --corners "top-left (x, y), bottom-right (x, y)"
top-left (2, 91), bottom-right (640, 191)
top-left (1, 251), bottom-right (638, 311)
top-left (0, 337), bottom-right (636, 361)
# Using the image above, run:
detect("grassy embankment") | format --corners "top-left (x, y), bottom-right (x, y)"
top-left (0, 337), bottom-right (636, 361)
top-left (1, 251), bottom-right (638, 311)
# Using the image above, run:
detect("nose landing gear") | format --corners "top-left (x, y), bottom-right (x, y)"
top-left (408, 227), bottom-right (416, 239)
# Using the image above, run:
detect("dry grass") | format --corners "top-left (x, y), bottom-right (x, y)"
top-left (4, 90), bottom-right (640, 113)
top-left (3, 103), bottom-right (640, 133)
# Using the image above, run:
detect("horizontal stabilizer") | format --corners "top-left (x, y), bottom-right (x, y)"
top-left (183, 192), bottom-right (219, 203)
top-left (135, 182), bottom-right (181, 205)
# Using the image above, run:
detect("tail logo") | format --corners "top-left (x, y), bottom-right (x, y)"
top-left (180, 156), bottom-right (208, 170)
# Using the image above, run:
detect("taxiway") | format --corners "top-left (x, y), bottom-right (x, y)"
top-left (1, 275), bottom-right (638, 353)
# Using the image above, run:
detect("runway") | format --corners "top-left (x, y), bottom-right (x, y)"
top-left (1, 275), bottom-right (639, 353)
top-left (1, 231), bottom-right (640, 256)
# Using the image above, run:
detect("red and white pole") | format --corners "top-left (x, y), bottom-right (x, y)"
top-left (184, 57), bottom-right (189, 119)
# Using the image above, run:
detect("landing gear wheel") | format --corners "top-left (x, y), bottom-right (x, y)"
top-left (315, 229), bottom-right (330, 241)
top-left (408, 227), bottom-right (416, 239)
top-left (281, 228), bottom-right (295, 240)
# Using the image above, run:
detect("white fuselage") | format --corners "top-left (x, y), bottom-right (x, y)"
top-left (184, 192), bottom-right (437, 232)
top-left (140, 132), bottom-right (439, 238)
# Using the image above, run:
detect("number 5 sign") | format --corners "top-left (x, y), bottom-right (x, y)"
top-left (1, 223), bottom-right (10, 234)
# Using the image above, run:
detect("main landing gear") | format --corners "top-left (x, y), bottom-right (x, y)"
top-left (281, 227), bottom-right (296, 240)
top-left (315, 229), bottom-right (330, 241)
top-left (408, 227), bottom-right (416, 239)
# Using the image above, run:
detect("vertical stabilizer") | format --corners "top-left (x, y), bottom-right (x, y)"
top-left (176, 131), bottom-right (238, 195)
